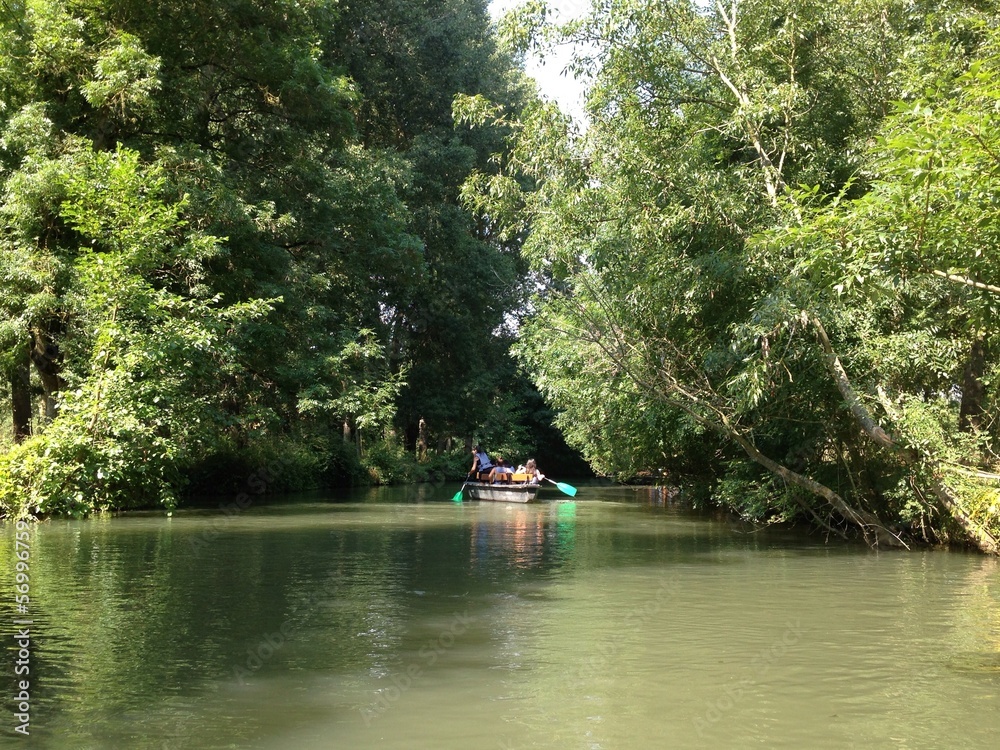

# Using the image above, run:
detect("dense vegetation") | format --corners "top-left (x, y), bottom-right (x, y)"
top-left (0, 0), bottom-right (581, 517)
top-left (5, 0), bottom-right (1000, 554)
top-left (460, 0), bottom-right (1000, 552)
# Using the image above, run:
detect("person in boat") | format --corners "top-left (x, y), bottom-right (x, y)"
top-left (469, 445), bottom-right (494, 480)
top-left (488, 457), bottom-right (514, 484)
top-left (524, 458), bottom-right (545, 485)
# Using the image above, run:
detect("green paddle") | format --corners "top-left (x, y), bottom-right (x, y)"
top-left (451, 480), bottom-right (470, 502)
top-left (543, 477), bottom-right (578, 497)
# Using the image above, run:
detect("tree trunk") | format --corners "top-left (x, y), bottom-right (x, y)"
top-left (598, 318), bottom-right (906, 547)
top-left (959, 334), bottom-right (986, 433)
top-left (642, 368), bottom-right (906, 548)
top-left (722, 419), bottom-right (904, 548)
top-left (31, 328), bottom-right (64, 420)
top-left (812, 315), bottom-right (999, 555)
top-left (811, 317), bottom-right (900, 450)
top-left (417, 417), bottom-right (428, 461)
top-left (929, 476), bottom-right (1000, 555)
top-left (11, 340), bottom-right (32, 443)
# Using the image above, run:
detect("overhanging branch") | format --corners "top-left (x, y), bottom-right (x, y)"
top-left (933, 269), bottom-right (1000, 295)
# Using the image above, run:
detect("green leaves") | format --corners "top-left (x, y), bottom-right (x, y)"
top-left (296, 330), bottom-right (406, 433)
top-left (460, 0), bottom-right (1000, 545)
top-left (61, 148), bottom-right (182, 263)
top-left (0, 0), bottom-right (537, 515)
top-left (81, 31), bottom-right (161, 118)
top-left (0, 134), bottom-right (281, 516)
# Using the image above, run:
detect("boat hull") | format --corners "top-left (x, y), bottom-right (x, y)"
top-left (466, 482), bottom-right (539, 503)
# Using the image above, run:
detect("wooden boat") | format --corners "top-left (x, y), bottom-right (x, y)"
top-left (466, 473), bottom-right (540, 503)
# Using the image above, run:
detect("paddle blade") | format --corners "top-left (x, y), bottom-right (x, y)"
top-left (555, 482), bottom-right (577, 497)
top-left (452, 484), bottom-right (466, 502)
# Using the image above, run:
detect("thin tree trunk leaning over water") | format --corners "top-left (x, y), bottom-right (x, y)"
top-left (811, 316), bottom-right (999, 555)
top-left (647, 372), bottom-right (907, 549)
top-left (566, 291), bottom-right (906, 548)
top-left (721, 416), bottom-right (904, 548)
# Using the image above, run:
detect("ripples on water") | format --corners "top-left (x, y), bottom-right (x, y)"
top-left (1, 485), bottom-right (998, 749)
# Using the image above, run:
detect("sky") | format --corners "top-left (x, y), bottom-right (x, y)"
top-left (488, 0), bottom-right (592, 124)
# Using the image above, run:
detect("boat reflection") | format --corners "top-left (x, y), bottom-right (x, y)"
top-left (469, 501), bottom-right (577, 573)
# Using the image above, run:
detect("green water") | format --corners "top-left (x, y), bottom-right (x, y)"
top-left (2, 484), bottom-right (999, 748)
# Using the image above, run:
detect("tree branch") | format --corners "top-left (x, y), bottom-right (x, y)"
top-left (814, 315), bottom-right (1000, 554)
top-left (928, 476), bottom-right (1000, 555)
top-left (932, 269), bottom-right (1000, 295)
top-left (811, 316), bottom-right (906, 452)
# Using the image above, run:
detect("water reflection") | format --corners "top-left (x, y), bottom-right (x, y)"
top-left (468, 502), bottom-right (577, 573)
top-left (949, 556), bottom-right (1000, 674)
top-left (1, 492), bottom-right (999, 749)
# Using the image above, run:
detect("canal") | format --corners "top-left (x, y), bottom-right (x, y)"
top-left (2, 483), bottom-right (999, 748)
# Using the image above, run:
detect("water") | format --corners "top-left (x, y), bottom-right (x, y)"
top-left (2, 484), bottom-right (999, 748)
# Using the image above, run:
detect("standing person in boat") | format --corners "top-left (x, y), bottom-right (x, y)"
top-left (524, 458), bottom-right (545, 485)
top-left (488, 457), bottom-right (514, 484)
top-left (469, 445), bottom-right (494, 480)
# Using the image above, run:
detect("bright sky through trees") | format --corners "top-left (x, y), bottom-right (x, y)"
top-left (489, 0), bottom-right (590, 123)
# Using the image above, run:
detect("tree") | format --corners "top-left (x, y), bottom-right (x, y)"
top-left (1, 0), bottom-right (541, 516)
top-left (0, 0), bottom-right (368, 513)
top-left (330, 0), bottom-right (536, 447)
top-left (770, 18), bottom-right (1000, 551)
top-left (463, 0), bottom-right (1000, 550)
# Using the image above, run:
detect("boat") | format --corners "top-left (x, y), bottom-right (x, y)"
top-left (466, 472), bottom-right (541, 503)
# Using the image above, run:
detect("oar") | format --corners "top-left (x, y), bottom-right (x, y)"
top-left (451, 479), bottom-right (470, 502)
top-left (543, 477), bottom-right (578, 497)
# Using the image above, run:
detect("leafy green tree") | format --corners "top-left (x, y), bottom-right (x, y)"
top-left (0, 140), bottom-right (272, 515)
top-left (464, 0), bottom-right (1000, 550)
top-left (770, 18), bottom-right (1000, 551)
top-left (329, 0), bottom-right (537, 449)
top-left (0, 0), bottom-right (369, 512)
top-left (1, 0), bottom-right (543, 515)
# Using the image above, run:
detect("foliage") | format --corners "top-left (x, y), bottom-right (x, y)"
top-left (766, 16), bottom-right (1000, 546)
top-left (0, 141), bottom-right (271, 517)
top-left (0, 0), bottom-right (546, 517)
top-left (464, 0), bottom-right (1000, 551)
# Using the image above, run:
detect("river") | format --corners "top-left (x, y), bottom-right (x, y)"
top-left (2, 483), bottom-right (999, 748)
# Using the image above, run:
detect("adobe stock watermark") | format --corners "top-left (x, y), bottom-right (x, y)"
top-left (579, 573), bottom-right (680, 679)
top-left (692, 619), bottom-right (804, 737)
top-left (12, 519), bottom-right (33, 737)
top-left (187, 456), bottom-right (291, 557)
top-left (359, 610), bottom-right (476, 726)
top-left (232, 571), bottom-right (344, 685)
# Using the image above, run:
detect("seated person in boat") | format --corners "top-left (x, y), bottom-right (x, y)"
top-left (524, 458), bottom-right (545, 485)
top-left (469, 445), bottom-right (494, 480)
top-left (488, 457), bottom-right (514, 484)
